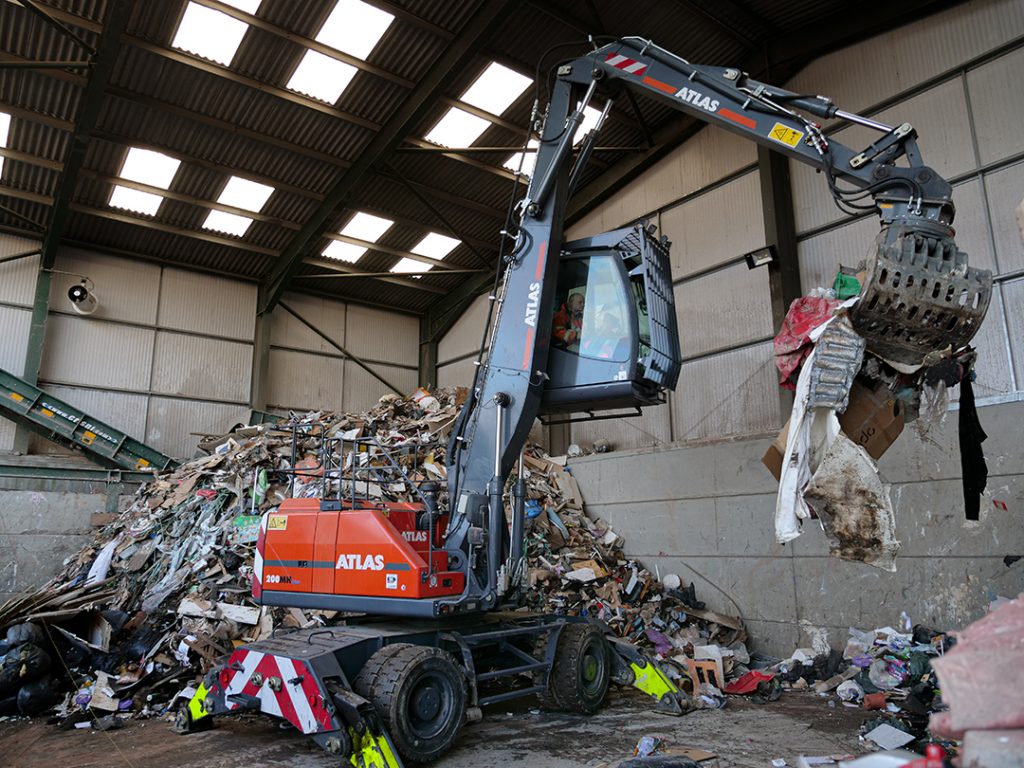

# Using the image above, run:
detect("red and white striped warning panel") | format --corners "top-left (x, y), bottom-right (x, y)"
top-left (251, 513), bottom-right (267, 599)
top-left (221, 648), bottom-right (335, 734)
top-left (605, 52), bottom-right (647, 75)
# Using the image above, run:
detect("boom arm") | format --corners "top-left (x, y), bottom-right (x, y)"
top-left (443, 36), bottom-right (990, 613)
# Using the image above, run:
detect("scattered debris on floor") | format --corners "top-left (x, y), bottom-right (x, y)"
top-left (767, 264), bottom-right (989, 568)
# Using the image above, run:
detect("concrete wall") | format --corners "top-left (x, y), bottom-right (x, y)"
top-left (569, 399), bottom-right (1024, 656)
top-left (0, 237), bottom-right (419, 458)
top-left (0, 467), bottom-right (139, 604)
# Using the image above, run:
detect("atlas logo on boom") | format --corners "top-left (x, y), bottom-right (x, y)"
top-left (674, 86), bottom-right (719, 113)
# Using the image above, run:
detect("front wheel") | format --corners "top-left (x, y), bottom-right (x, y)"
top-left (354, 643), bottom-right (466, 763)
top-left (543, 623), bottom-right (611, 714)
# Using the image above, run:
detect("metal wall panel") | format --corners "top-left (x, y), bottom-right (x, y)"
top-left (51, 247), bottom-right (161, 325)
top-left (343, 362), bottom-right (418, 413)
top-left (266, 348), bottom-right (345, 412)
top-left (967, 45), bottom-right (1024, 166)
top-left (786, 0), bottom-right (1024, 114)
top-left (39, 314), bottom-right (154, 391)
top-left (43, 384), bottom-right (149, 443)
top-left (790, 79), bottom-right (976, 236)
top-left (796, 215), bottom-right (881, 292)
top-left (0, 305), bottom-right (30, 373)
top-left (957, 290), bottom-right (1015, 399)
top-left (677, 262), bottom-right (773, 358)
top-left (0, 235), bottom-right (40, 306)
top-left (437, 357), bottom-right (477, 389)
top-left (1001, 277), bottom-right (1024, 388)
top-left (158, 268), bottom-right (257, 341)
top-left (150, 331), bottom-right (251, 403)
top-left (658, 171), bottom-right (764, 279)
top-left (670, 341), bottom-right (781, 442)
top-left (271, 291), bottom-right (347, 354)
top-left (438, 293), bottom-right (491, 364)
top-left (0, 305), bottom-right (29, 451)
top-left (949, 178), bottom-right (1000, 274)
top-left (345, 304), bottom-right (418, 366)
top-left (983, 158), bottom-right (1024, 274)
top-left (146, 397), bottom-right (251, 459)
top-left (568, 126), bottom-right (758, 239)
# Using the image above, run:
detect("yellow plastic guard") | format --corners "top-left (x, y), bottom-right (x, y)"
top-left (348, 727), bottom-right (402, 768)
top-left (187, 682), bottom-right (211, 722)
top-left (629, 660), bottom-right (678, 701)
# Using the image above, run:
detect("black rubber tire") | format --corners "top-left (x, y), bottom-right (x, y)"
top-left (545, 623), bottom-right (611, 714)
top-left (354, 643), bottom-right (466, 764)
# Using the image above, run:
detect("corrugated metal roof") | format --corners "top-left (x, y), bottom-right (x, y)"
top-left (0, 0), bottom-right (955, 312)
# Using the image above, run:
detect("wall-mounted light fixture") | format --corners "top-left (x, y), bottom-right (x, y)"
top-left (744, 245), bottom-right (776, 269)
top-left (42, 269), bottom-right (100, 315)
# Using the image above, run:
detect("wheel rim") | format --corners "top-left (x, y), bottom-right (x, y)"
top-left (407, 671), bottom-right (455, 740)
top-left (579, 639), bottom-right (606, 697)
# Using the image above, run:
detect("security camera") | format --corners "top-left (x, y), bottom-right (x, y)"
top-left (68, 281), bottom-right (99, 315)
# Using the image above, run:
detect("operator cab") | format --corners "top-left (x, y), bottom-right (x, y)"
top-left (541, 223), bottom-right (681, 414)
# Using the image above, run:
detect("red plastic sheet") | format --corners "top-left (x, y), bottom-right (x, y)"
top-left (723, 670), bottom-right (775, 695)
top-left (773, 296), bottom-right (840, 389)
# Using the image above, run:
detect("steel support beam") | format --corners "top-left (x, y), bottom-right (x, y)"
top-left (260, 0), bottom-right (517, 315)
top-left (758, 145), bottom-right (801, 419)
top-left (250, 309), bottom-right (271, 410)
top-left (418, 315), bottom-right (438, 389)
top-left (757, 146), bottom-right (801, 325)
top-left (15, 0), bottom-right (126, 453)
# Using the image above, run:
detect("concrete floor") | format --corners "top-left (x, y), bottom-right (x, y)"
top-left (0, 690), bottom-right (874, 768)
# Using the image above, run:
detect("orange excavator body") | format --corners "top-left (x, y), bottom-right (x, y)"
top-left (254, 498), bottom-right (464, 603)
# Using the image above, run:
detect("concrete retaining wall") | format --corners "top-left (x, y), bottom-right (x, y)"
top-left (0, 465), bottom-right (138, 604)
top-left (568, 400), bottom-right (1024, 657)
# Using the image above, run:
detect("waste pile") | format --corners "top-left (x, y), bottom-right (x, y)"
top-left (767, 262), bottom-right (989, 570)
top-left (755, 619), bottom-right (957, 755)
top-left (0, 387), bottom-right (747, 727)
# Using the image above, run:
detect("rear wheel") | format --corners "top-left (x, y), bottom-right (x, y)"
top-left (538, 623), bottom-right (610, 714)
top-left (355, 643), bottom-right (466, 763)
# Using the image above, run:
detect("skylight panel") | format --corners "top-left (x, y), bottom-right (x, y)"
top-left (109, 186), bottom-right (164, 216)
top-left (119, 147), bottom-right (180, 190)
top-left (341, 211), bottom-right (392, 242)
top-left (503, 138), bottom-right (539, 177)
top-left (425, 108), bottom-right (490, 148)
top-left (461, 62), bottom-right (531, 116)
top-left (322, 240), bottom-right (366, 263)
top-left (317, 0), bottom-right (394, 60)
top-left (390, 257), bottom-right (426, 274)
top-left (217, 176), bottom-right (274, 212)
top-left (172, 2), bottom-right (250, 66)
top-left (202, 209), bottom-right (253, 237)
top-left (0, 112), bottom-right (9, 179)
top-left (411, 232), bottom-right (459, 260)
top-left (287, 50), bottom-right (357, 103)
top-left (222, 0), bottom-right (261, 12)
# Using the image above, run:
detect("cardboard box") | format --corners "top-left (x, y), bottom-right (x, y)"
top-left (762, 378), bottom-right (904, 481)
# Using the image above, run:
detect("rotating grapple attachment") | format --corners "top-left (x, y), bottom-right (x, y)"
top-left (849, 218), bottom-right (992, 368)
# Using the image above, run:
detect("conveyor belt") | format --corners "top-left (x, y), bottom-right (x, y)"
top-left (0, 366), bottom-right (177, 472)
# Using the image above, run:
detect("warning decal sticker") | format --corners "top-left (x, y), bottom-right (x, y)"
top-left (768, 122), bottom-right (804, 148)
top-left (267, 515), bottom-right (288, 531)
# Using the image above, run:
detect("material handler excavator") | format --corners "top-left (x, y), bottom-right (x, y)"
top-left (178, 37), bottom-right (991, 766)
